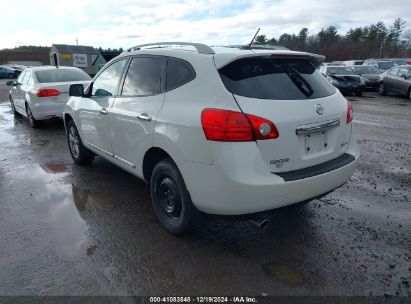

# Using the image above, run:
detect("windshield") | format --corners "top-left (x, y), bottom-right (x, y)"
top-left (35, 69), bottom-right (91, 83)
top-left (354, 66), bottom-right (380, 74)
top-left (378, 61), bottom-right (394, 69)
top-left (327, 67), bottom-right (356, 75)
top-left (219, 57), bottom-right (335, 100)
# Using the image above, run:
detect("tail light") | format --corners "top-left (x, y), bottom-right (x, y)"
top-left (201, 108), bottom-right (279, 142)
top-left (346, 99), bottom-right (353, 124)
top-left (36, 89), bottom-right (60, 97)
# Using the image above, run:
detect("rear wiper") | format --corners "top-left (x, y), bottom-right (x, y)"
top-left (285, 66), bottom-right (314, 97)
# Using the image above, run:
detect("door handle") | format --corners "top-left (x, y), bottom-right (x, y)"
top-left (100, 108), bottom-right (108, 115)
top-left (136, 113), bottom-right (152, 121)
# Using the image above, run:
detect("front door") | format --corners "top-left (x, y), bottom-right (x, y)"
top-left (78, 58), bottom-right (128, 156)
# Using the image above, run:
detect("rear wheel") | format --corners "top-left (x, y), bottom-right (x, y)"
top-left (67, 120), bottom-right (95, 165)
top-left (379, 83), bottom-right (386, 96)
top-left (408, 88), bottom-right (411, 101)
top-left (356, 90), bottom-right (363, 97)
top-left (150, 158), bottom-right (199, 234)
top-left (26, 104), bottom-right (40, 128)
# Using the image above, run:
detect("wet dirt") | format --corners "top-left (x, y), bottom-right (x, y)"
top-left (0, 90), bottom-right (410, 296)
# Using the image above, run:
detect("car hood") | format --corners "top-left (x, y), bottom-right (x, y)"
top-left (360, 74), bottom-right (380, 81)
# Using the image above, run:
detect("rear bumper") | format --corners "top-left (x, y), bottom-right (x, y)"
top-left (30, 101), bottom-right (65, 120)
top-left (179, 131), bottom-right (359, 215)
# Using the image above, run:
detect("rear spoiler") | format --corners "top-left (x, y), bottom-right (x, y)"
top-left (214, 51), bottom-right (325, 69)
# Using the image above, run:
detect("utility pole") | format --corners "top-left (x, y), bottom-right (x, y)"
top-left (76, 38), bottom-right (79, 46)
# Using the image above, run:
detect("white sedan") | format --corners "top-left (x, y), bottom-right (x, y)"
top-left (8, 66), bottom-right (91, 128)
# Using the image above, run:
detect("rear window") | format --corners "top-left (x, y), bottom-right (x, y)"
top-left (35, 69), bottom-right (91, 83)
top-left (219, 58), bottom-right (335, 100)
top-left (378, 61), bottom-right (394, 69)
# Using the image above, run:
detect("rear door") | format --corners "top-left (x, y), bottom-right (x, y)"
top-left (109, 56), bottom-right (165, 176)
top-left (219, 56), bottom-right (352, 173)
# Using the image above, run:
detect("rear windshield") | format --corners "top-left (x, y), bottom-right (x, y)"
top-left (219, 58), bottom-right (336, 100)
top-left (378, 61), bottom-right (394, 69)
top-left (35, 69), bottom-right (91, 83)
top-left (354, 66), bottom-right (380, 74)
top-left (327, 67), bottom-right (356, 75)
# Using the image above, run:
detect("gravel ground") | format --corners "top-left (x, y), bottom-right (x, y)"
top-left (0, 79), bottom-right (410, 299)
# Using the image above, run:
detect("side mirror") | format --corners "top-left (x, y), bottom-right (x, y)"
top-left (69, 84), bottom-right (84, 97)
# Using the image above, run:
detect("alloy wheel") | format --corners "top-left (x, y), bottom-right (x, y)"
top-left (68, 126), bottom-right (80, 159)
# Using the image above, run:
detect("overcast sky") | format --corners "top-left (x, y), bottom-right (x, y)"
top-left (1, 0), bottom-right (410, 49)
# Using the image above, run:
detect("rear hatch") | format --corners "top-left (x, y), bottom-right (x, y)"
top-left (218, 55), bottom-right (352, 173)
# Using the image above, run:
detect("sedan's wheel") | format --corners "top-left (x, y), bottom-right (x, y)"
top-left (26, 104), bottom-right (40, 128)
top-left (150, 158), bottom-right (200, 234)
top-left (67, 120), bottom-right (95, 165)
top-left (356, 90), bottom-right (363, 97)
top-left (408, 89), bottom-right (411, 101)
top-left (379, 83), bottom-right (386, 96)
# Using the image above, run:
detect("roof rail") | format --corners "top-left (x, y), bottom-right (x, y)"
top-left (126, 42), bottom-right (215, 55)
top-left (226, 44), bottom-right (289, 51)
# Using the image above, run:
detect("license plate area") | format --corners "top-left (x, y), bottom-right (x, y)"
top-left (304, 130), bottom-right (328, 154)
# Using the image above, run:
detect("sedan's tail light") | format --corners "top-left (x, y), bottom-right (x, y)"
top-left (346, 99), bottom-right (353, 124)
top-left (36, 89), bottom-right (60, 97)
top-left (201, 108), bottom-right (279, 142)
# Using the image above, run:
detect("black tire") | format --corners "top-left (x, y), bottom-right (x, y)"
top-left (25, 104), bottom-right (40, 128)
top-left (408, 88), bottom-right (411, 101)
top-left (356, 90), bottom-right (363, 97)
top-left (66, 120), bottom-right (95, 165)
top-left (9, 95), bottom-right (21, 117)
top-left (379, 83), bottom-right (386, 96)
top-left (150, 158), bottom-right (200, 234)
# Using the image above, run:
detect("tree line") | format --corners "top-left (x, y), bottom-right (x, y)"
top-left (254, 18), bottom-right (411, 61)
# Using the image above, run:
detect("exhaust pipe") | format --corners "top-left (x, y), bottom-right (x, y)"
top-left (248, 218), bottom-right (269, 229)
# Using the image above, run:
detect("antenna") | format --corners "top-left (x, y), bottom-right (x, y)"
top-left (248, 28), bottom-right (260, 47)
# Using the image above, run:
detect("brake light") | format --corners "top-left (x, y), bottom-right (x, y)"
top-left (346, 99), bottom-right (353, 124)
top-left (36, 89), bottom-right (60, 97)
top-left (201, 108), bottom-right (279, 142)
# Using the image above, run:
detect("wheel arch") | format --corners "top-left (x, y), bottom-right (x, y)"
top-left (142, 147), bottom-right (175, 183)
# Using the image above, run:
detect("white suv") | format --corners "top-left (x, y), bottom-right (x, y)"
top-left (64, 42), bottom-right (359, 234)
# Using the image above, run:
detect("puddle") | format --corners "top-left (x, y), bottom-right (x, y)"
top-left (72, 187), bottom-right (115, 214)
top-left (2, 163), bottom-right (92, 258)
top-left (261, 262), bottom-right (304, 285)
top-left (41, 162), bottom-right (69, 173)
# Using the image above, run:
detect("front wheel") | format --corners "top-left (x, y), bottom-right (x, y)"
top-left (150, 158), bottom-right (200, 234)
top-left (67, 120), bottom-right (95, 165)
top-left (379, 83), bottom-right (386, 96)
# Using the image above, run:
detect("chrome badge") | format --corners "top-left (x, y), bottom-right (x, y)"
top-left (315, 103), bottom-right (324, 115)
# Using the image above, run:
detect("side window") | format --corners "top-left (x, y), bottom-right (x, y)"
top-left (399, 68), bottom-right (409, 77)
top-left (92, 59), bottom-right (127, 97)
top-left (166, 58), bottom-right (195, 91)
top-left (24, 71), bottom-right (31, 85)
top-left (21, 71), bottom-right (30, 85)
top-left (388, 68), bottom-right (399, 76)
top-left (17, 71), bottom-right (27, 84)
top-left (121, 57), bottom-right (163, 96)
